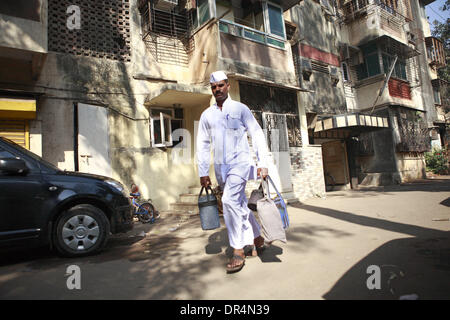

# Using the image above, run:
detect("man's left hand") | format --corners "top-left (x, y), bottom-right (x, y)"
top-left (257, 167), bottom-right (268, 180)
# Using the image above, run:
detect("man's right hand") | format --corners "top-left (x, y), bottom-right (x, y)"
top-left (200, 176), bottom-right (212, 188)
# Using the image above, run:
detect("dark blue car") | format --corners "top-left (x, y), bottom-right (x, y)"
top-left (0, 136), bottom-right (133, 257)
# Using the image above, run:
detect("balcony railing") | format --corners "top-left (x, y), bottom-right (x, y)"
top-left (340, 0), bottom-right (412, 23)
top-left (341, 0), bottom-right (370, 19)
top-left (219, 19), bottom-right (286, 50)
top-left (426, 37), bottom-right (446, 68)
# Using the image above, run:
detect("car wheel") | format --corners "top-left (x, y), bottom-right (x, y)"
top-left (53, 204), bottom-right (110, 257)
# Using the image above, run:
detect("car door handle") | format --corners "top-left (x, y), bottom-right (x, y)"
top-left (49, 186), bottom-right (58, 191)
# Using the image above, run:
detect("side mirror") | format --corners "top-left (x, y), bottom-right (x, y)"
top-left (0, 158), bottom-right (29, 175)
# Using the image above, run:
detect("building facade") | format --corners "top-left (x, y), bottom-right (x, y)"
top-left (0, 0), bottom-right (446, 212)
top-left (289, 0), bottom-right (447, 189)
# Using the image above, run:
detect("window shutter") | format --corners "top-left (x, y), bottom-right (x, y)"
top-left (0, 119), bottom-right (29, 149)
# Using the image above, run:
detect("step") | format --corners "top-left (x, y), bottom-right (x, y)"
top-left (169, 202), bottom-right (199, 214)
top-left (179, 193), bottom-right (198, 204)
top-left (159, 210), bottom-right (198, 217)
top-left (188, 186), bottom-right (202, 195)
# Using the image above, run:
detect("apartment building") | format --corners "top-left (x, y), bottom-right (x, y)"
top-left (0, 0), bottom-right (445, 210)
top-left (289, 0), bottom-right (447, 189)
top-left (0, 0), bottom-right (327, 212)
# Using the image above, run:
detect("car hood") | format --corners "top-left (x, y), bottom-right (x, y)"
top-left (57, 171), bottom-right (114, 182)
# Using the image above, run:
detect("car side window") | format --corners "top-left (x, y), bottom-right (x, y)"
top-left (0, 147), bottom-right (16, 159)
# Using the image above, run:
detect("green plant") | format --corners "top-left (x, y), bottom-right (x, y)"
top-left (425, 148), bottom-right (449, 174)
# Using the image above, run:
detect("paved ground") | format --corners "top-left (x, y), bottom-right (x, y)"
top-left (0, 177), bottom-right (449, 300)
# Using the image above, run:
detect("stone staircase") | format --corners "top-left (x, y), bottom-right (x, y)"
top-left (160, 185), bottom-right (203, 217)
top-left (159, 183), bottom-right (298, 218)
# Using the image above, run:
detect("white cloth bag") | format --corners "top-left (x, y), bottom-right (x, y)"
top-left (256, 179), bottom-right (287, 243)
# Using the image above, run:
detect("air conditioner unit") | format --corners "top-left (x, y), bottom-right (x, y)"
top-left (300, 57), bottom-right (312, 72)
top-left (154, 0), bottom-right (178, 12)
top-left (340, 44), bottom-right (351, 61)
top-left (329, 66), bottom-right (340, 79)
top-left (300, 57), bottom-right (312, 81)
top-left (329, 66), bottom-right (340, 86)
top-left (406, 31), bottom-right (416, 45)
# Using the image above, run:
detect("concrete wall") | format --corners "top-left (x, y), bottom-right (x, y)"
top-left (344, 6), bottom-right (407, 46)
top-left (289, 145), bottom-right (326, 201)
top-left (396, 152), bottom-right (426, 181)
top-left (290, 0), bottom-right (347, 115)
top-left (220, 33), bottom-right (292, 73)
top-left (25, 0), bottom-right (220, 211)
top-left (0, 0), bottom-right (47, 53)
top-left (354, 75), bottom-right (419, 111)
top-left (408, 0), bottom-right (438, 127)
top-left (291, 0), bottom-right (340, 56)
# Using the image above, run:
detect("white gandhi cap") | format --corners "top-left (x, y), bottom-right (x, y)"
top-left (209, 71), bottom-right (228, 83)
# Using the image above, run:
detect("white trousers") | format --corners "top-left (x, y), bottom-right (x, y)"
top-left (221, 174), bottom-right (261, 249)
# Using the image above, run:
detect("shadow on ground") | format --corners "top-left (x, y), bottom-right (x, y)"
top-left (205, 228), bottom-right (284, 263)
top-left (0, 215), bottom-right (221, 299)
top-left (324, 178), bottom-right (450, 199)
top-left (1, 178), bottom-right (449, 299)
top-left (289, 199), bottom-right (450, 300)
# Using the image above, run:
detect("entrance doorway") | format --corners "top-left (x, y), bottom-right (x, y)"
top-left (322, 140), bottom-right (350, 190)
top-left (77, 103), bottom-right (112, 178)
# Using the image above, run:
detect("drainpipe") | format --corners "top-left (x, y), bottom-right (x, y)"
top-left (73, 102), bottom-right (79, 172)
top-left (370, 55), bottom-right (398, 114)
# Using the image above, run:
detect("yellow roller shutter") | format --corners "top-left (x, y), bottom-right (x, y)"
top-left (0, 119), bottom-right (29, 149)
top-left (0, 98), bottom-right (36, 119)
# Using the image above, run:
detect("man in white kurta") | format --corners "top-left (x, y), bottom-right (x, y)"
top-left (197, 71), bottom-right (270, 273)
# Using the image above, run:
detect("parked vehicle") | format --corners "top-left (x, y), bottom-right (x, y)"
top-left (0, 137), bottom-right (133, 257)
top-left (130, 183), bottom-right (158, 224)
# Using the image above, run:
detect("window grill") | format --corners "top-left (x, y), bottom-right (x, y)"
top-left (48, 0), bottom-right (131, 62)
top-left (239, 81), bottom-right (302, 148)
top-left (139, 0), bottom-right (194, 66)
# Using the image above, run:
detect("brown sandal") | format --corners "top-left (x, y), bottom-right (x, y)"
top-left (226, 254), bottom-right (245, 273)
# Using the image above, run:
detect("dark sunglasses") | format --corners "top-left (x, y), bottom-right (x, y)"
top-left (211, 83), bottom-right (226, 90)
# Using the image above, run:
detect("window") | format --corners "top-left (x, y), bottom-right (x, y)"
top-left (356, 43), bottom-right (382, 80)
top-left (266, 3), bottom-right (285, 38)
top-left (191, 0), bottom-right (211, 31)
top-left (382, 53), bottom-right (407, 81)
top-left (341, 62), bottom-right (350, 82)
top-left (218, 1), bottom-right (286, 49)
top-left (433, 87), bottom-right (441, 105)
top-left (0, 120), bottom-right (29, 149)
top-left (150, 107), bottom-right (184, 147)
top-left (0, 147), bottom-right (16, 159)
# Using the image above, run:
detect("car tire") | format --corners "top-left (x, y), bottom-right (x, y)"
top-left (53, 204), bottom-right (110, 257)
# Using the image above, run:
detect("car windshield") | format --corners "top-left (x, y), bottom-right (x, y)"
top-left (0, 137), bottom-right (60, 171)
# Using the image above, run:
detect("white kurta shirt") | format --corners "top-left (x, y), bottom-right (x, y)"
top-left (196, 97), bottom-right (270, 185)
